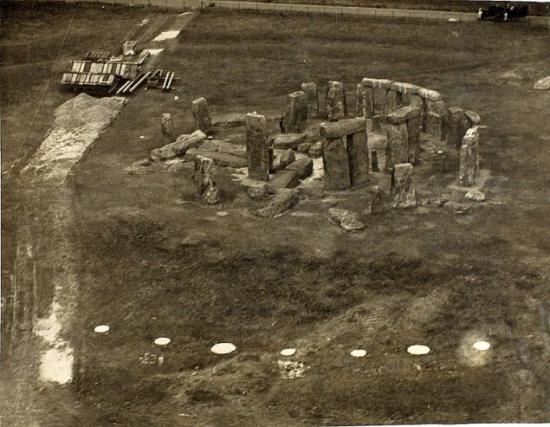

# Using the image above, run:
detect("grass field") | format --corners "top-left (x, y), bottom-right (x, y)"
top-left (2, 4), bottom-right (550, 426)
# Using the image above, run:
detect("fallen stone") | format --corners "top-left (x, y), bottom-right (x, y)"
top-left (199, 140), bottom-right (246, 157)
top-left (150, 130), bottom-right (206, 161)
top-left (273, 133), bottom-right (308, 150)
top-left (268, 169), bottom-right (300, 189)
top-left (444, 200), bottom-right (470, 214)
top-left (286, 158), bottom-right (313, 179)
top-left (533, 76), bottom-right (550, 90)
top-left (247, 184), bottom-right (274, 200)
top-left (297, 142), bottom-right (313, 153)
top-left (192, 97), bottom-right (212, 133)
top-left (193, 155), bottom-right (221, 205)
top-left (308, 142), bottom-right (322, 158)
top-left (465, 189), bottom-right (485, 202)
top-left (185, 149), bottom-right (248, 168)
top-left (256, 189), bottom-right (299, 217)
top-left (212, 113), bottom-right (246, 128)
top-left (390, 163), bottom-right (416, 208)
top-left (328, 208), bottom-right (364, 232)
top-left (279, 149), bottom-right (296, 169)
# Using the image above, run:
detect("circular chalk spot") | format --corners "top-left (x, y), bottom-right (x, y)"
top-left (280, 348), bottom-right (296, 356)
top-left (154, 337), bottom-right (171, 346)
top-left (211, 343), bottom-right (236, 355)
top-left (94, 325), bottom-right (110, 334)
top-left (216, 211), bottom-right (228, 217)
top-left (473, 340), bottom-right (491, 351)
top-left (407, 344), bottom-right (431, 355)
top-left (139, 135), bottom-right (145, 139)
top-left (350, 349), bottom-right (367, 358)
top-left (174, 96), bottom-right (179, 100)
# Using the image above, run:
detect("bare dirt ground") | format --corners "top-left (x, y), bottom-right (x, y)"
top-left (2, 4), bottom-right (550, 426)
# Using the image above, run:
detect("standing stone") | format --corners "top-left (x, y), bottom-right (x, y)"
top-left (447, 107), bottom-right (465, 149)
top-left (464, 111), bottom-right (481, 130)
top-left (192, 97), bottom-right (212, 133)
top-left (404, 108), bottom-right (422, 164)
top-left (390, 163), bottom-right (416, 208)
top-left (326, 81), bottom-right (346, 122)
top-left (301, 82), bottom-right (318, 118)
top-left (356, 82), bottom-right (374, 118)
top-left (161, 113), bottom-right (174, 143)
top-left (384, 89), bottom-right (403, 117)
top-left (246, 113), bottom-right (271, 181)
top-left (385, 114), bottom-right (409, 171)
top-left (425, 99), bottom-right (447, 140)
top-left (459, 127), bottom-right (480, 186)
top-left (367, 186), bottom-right (385, 214)
top-left (284, 91), bottom-right (308, 133)
top-left (193, 155), bottom-right (221, 205)
top-left (347, 127), bottom-right (370, 186)
top-left (322, 137), bottom-right (350, 190)
top-left (361, 78), bottom-right (392, 115)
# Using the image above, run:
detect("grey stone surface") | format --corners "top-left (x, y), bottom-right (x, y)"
top-left (356, 83), bottom-right (374, 118)
top-left (192, 97), bottom-right (212, 133)
top-left (246, 113), bottom-right (271, 181)
top-left (269, 169), bottom-right (300, 189)
top-left (279, 149), bottom-right (296, 169)
top-left (247, 184), bottom-right (274, 200)
top-left (326, 81), bottom-right (346, 122)
top-left (459, 127), bottom-right (479, 186)
top-left (301, 82), bottom-right (318, 117)
top-left (320, 117), bottom-right (366, 139)
top-left (161, 113), bottom-right (175, 143)
top-left (286, 157), bottom-right (313, 179)
top-left (406, 113), bottom-right (422, 164)
top-left (367, 186), bottom-right (385, 214)
top-left (322, 137), bottom-right (350, 190)
top-left (447, 106), bottom-right (465, 149)
top-left (347, 130), bottom-right (370, 186)
top-left (185, 149), bottom-right (248, 168)
top-left (256, 189), bottom-right (299, 217)
top-left (464, 110), bottom-right (481, 128)
top-left (151, 130), bottom-right (206, 161)
top-left (384, 89), bottom-right (403, 116)
top-left (284, 91), bottom-right (308, 133)
top-left (328, 208), bottom-right (364, 231)
top-left (391, 163), bottom-right (416, 208)
top-left (308, 141), bottom-right (322, 158)
top-left (272, 133), bottom-right (308, 149)
top-left (193, 155), bottom-right (221, 205)
top-left (385, 123), bottom-right (409, 171)
top-left (534, 76), bottom-right (550, 90)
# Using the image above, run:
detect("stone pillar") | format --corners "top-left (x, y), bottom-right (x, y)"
top-left (425, 99), bottom-right (447, 140)
top-left (447, 106), bottom-right (465, 149)
top-left (390, 163), bottom-right (416, 208)
top-left (193, 155), bottom-right (221, 205)
top-left (301, 82), bottom-right (318, 118)
top-left (356, 82), bottom-right (374, 118)
top-left (405, 108), bottom-right (422, 164)
top-left (246, 113), bottom-right (271, 181)
top-left (326, 81), bottom-right (346, 122)
top-left (284, 91), bottom-right (308, 133)
top-left (161, 113), bottom-right (174, 143)
top-left (384, 89), bottom-right (403, 117)
top-left (361, 78), bottom-right (392, 116)
top-left (320, 118), bottom-right (369, 189)
top-left (192, 97), bottom-right (212, 133)
top-left (464, 110), bottom-right (481, 130)
top-left (459, 127), bottom-right (480, 186)
top-left (385, 113), bottom-right (409, 171)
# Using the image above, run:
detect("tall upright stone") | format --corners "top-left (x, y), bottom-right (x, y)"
top-left (245, 113), bottom-right (271, 181)
top-left (384, 88), bottom-right (403, 117)
top-left (192, 97), bottom-right (212, 133)
top-left (425, 99), bottom-right (447, 140)
top-left (326, 81), bottom-right (346, 122)
top-left (320, 118), bottom-right (369, 190)
top-left (385, 114), bottom-right (409, 171)
top-left (284, 91), bottom-right (308, 133)
top-left (458, 127), bottom-right (480, 186)
top-left (193, 155), bottom-right (221, 205)
top-left (361, 78), bottom-right (392, 115)
top-left (447, 106), bottom-right (465, 149)
top-left (161, 113), bottom-right (175, 143)
top-left (301, 82), bottom-right (318, 118)
top-left (356, 82), bottom-right (374, 118)
top-left (390, 163), bottom-right (416, 208)
top-left (403, 107), bottom-right (422, 164)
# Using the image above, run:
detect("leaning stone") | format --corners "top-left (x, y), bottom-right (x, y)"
top-left (447, 107), bottom-right (465, 149)
top-left (161, 113), bottom-right (175, 143)
top-left (385, 123), bottom-right (409, 171)
top-left (533, 76), bottom-right (550, 90)
top-left (328, 208), bottom-right (364, 232)
top-left (301, 82), bottom-right (318, 117)
top-left (185, 149), bottom-right (248, 168)
top-left (465, 189), bottom-right (485, 202)
top-left (326, 81), bottom-right (346, 121)
top-left (308, 142), bottom-right (322, 158)
top-left (320, 117), bottom-right (366, 139)
top-left (284, 91), bottom-right (308, 133)
top-left (151, 130), bottom-right (206, 161)
top-left (322, 137), bottom-right (350, 190)
top-left (193, 155), bottom-right (221, 205)
top-left (246, 113), bottom-right (272, 181)
top-left (272, 133), bottom-right (308, 150)
top-left (192, 97), bottom-right (212, 133)
top-left (286, 158), bottom-right (313, 179)
top-left (297, 142), bottom-right (313, 153)
top-left (268, 169), bottom-right (300, 189)
top-left (256, 189), bottom-right (299, 217)
top-left (390, 163), bottom-right (416, 208)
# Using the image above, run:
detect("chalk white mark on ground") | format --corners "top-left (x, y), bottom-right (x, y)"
top-left (473, 340), bottom-right (491, 351)
top-left (152, 31), bottom-right (181, 42)
top-left (143, 48), bottom-right (164, 56)
top-left (94, 325), bottom-right (110, 333)
top-left (407, 344), bottom-right (431, 355)
top-left (280, 348), bottom-right (297, 356)
top-left (154, 337), bottom-right (171, 346)
top-left (211, 342), bottom-right (236, 354)
top-left (350, 349), bottom-right (367, 358)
